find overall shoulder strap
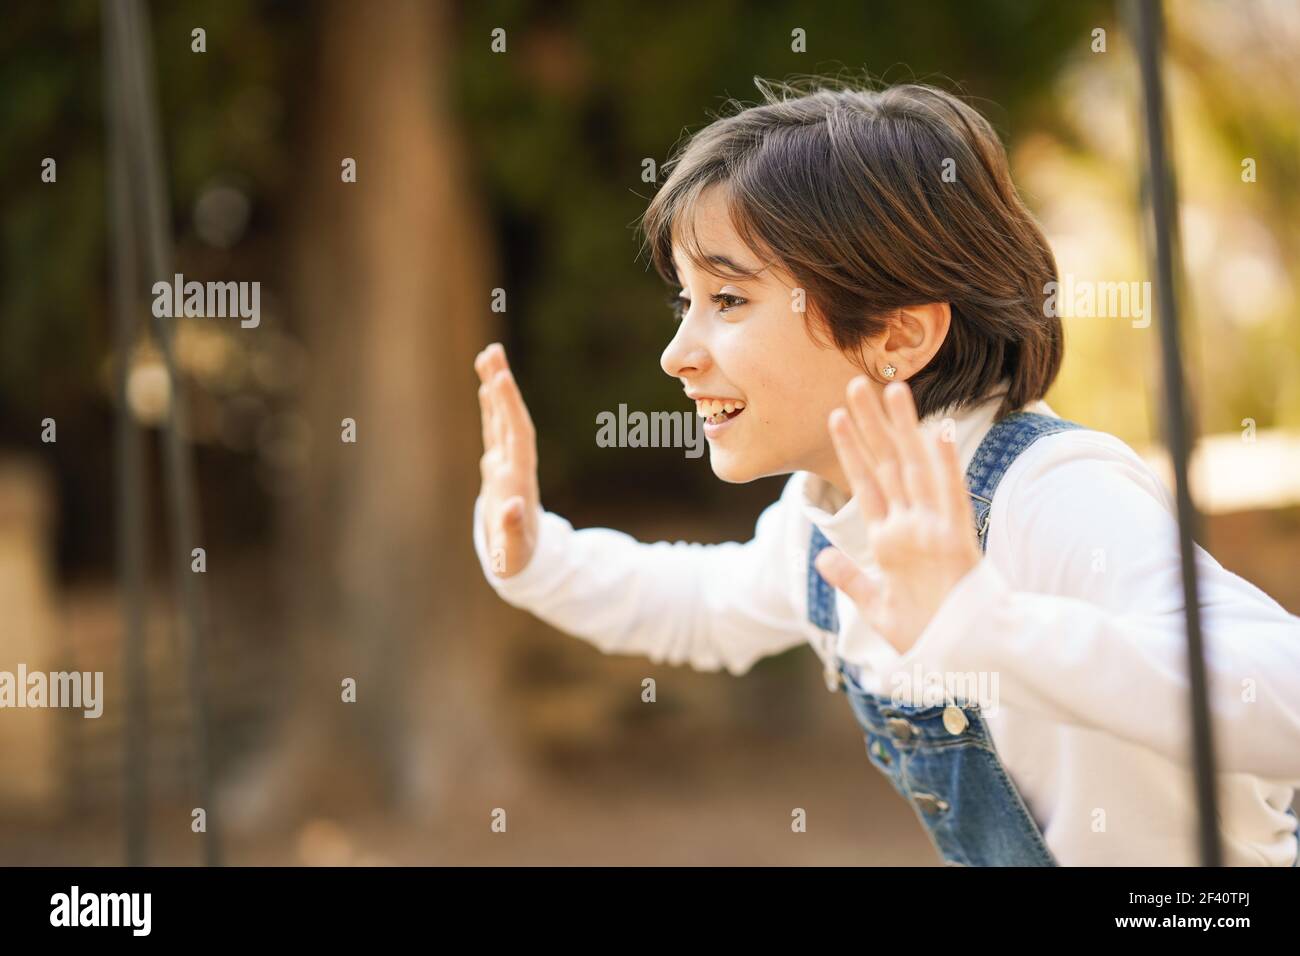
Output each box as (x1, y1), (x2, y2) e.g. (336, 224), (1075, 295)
(807, 525), (839, 632)
(964, 411), (1085, 553)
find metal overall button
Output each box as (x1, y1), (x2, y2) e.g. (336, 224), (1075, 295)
(885, 717), (917, 743)
(942, 704), (969, 735)
(868, 737), (891, 766)
(823, 661), (845, 692)
(913, 793), (950, 815)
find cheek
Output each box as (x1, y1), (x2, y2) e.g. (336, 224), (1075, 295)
(760, 374), (850, 464)
(713, 309), (850, 442)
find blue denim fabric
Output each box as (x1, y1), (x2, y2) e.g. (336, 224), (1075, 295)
(810, 410), (1300, 865)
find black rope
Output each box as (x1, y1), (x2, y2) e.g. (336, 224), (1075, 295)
(104, 2), (150, 867)
(102, 0), (222, 866)
(1127, 0), (1222, 866)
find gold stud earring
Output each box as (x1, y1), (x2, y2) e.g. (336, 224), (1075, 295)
(882, 364), (897, 379)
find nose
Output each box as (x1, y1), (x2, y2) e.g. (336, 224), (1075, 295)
(660, 315), (711, 381)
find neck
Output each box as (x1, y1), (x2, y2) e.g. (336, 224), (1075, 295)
(806, 446), (852, 501)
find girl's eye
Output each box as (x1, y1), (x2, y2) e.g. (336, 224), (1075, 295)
(711, 292), (747, 313)
(665, 291), (746, 322)
(666, 292), (689, 323)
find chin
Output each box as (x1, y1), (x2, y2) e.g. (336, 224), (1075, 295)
(707, 448), (771, 484)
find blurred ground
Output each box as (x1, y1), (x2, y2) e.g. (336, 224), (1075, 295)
(2, 501), (1296, 866)
(0, 700), (936, 866)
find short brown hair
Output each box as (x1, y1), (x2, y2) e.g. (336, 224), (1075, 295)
(640, 77), (1063, 421)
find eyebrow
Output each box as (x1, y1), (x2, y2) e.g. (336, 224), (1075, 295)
(671, 251), (764, 283)
(705, 253), (762, 276)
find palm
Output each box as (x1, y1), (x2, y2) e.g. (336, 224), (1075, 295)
(475, 344), (540, 577)
(816, 378), (981, 654)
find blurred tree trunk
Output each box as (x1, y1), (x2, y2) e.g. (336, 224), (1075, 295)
(222, 0), (520, 832)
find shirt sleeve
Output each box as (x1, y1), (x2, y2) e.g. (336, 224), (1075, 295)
(891, 430), (1300, 784)
(471, 479), (810, 675)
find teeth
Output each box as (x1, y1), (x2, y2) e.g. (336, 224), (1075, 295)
(693, 398), (746, 422)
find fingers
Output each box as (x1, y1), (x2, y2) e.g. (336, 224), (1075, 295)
(846, 376), (910, 511)
(814, 547), (879, 609)
(501, 495), (525, 527)
(490, 495), (530, 577)
(828, 408), (886, 522)
(845, 377), (893, 471)
(476, 343), (518, 453)
(478, 383), (495, 454)
(883, 381), (939, 512)
(478, 347), (532, 445)
(476, 343), (510, 453)
(492, 366), (536, 465)
(932, 429), (973, 528)
(475, 343), (539, 578)
(490, 375), (508, 450)
(842, 376), (949, 516)
(474, 342), (508, 384)
(497, 493), (525, 545)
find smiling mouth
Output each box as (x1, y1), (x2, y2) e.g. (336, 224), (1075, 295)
(695, 398), (746, 426)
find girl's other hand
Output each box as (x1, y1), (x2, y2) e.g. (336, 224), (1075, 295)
(815, 377), (982, 655)
(474, 343), (540, 577)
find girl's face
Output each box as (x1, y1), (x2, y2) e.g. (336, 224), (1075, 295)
(660, 187), (868, 487)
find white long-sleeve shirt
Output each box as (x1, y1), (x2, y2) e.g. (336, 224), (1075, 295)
(472, 390), (1300, 866)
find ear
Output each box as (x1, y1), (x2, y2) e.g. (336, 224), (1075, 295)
(878, 303), (951, 379)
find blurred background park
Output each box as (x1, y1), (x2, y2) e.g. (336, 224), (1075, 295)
(1, 0), (1298, 865)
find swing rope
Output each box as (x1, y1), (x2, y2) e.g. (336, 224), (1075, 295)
(103, 0), (222, 867)
(1128, 0), (1222, 867)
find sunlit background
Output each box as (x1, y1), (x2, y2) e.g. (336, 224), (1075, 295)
(1, 0), (1297, 865)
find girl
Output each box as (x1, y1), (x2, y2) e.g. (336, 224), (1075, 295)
(471, 80), (1300, 866)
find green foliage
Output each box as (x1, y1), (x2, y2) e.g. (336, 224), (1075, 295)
(0, 0), (308, 428)
(41, 0), (1300, 497)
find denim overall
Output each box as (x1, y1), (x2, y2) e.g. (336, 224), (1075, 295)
(807, 410), (1300, 866)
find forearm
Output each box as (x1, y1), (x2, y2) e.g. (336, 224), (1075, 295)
(894, 557), (1300, 782)
(472, 495), (807, 674)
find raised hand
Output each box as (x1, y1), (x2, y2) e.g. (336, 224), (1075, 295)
(814, 377), (981, 655)
(474, 343), (540, 578)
